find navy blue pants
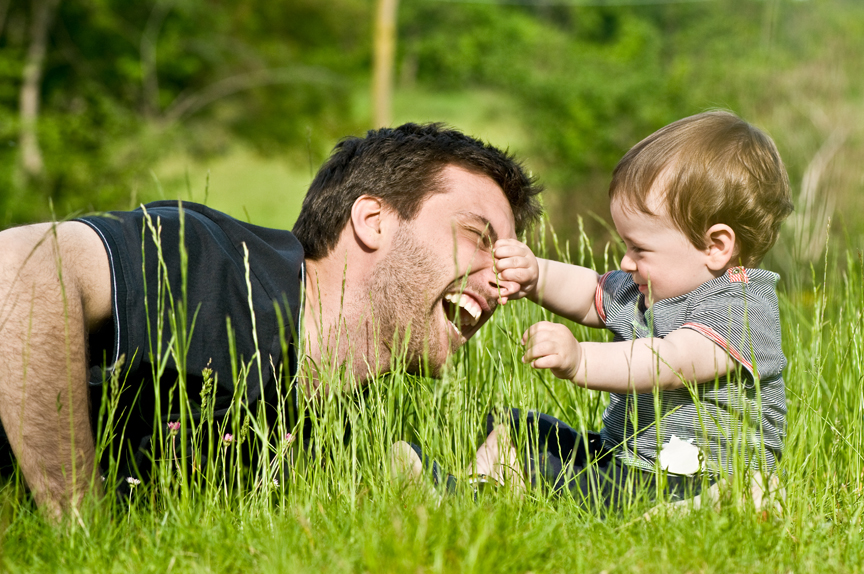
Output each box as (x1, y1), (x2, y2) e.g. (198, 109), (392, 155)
(496, 409), (709, 509)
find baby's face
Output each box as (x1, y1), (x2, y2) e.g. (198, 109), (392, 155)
(610, 194), (719, 307)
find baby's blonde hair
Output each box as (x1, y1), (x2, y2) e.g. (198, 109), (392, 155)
(609, 111), (793, 267)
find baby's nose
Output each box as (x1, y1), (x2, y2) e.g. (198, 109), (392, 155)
(620, 254), (637, 272)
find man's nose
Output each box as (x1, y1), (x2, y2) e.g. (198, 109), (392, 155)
(481, 259), (499, 288)
(473, 257), (501, 299)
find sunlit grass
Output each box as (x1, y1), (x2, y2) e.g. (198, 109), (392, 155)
(0, 211), (862, 572)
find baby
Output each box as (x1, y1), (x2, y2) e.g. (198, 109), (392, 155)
(491, 111), (793, 503)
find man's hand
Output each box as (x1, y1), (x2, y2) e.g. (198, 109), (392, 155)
(492, 239), (539, 304)
(521, 321), (582, 381)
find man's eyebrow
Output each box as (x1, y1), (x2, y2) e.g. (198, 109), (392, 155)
(456, 212), (498, 245)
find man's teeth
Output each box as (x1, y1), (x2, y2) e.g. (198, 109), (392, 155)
(444, 293), (481, 327)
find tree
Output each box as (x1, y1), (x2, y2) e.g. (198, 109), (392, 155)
(0, 0), (371, 225)
(372, 0), (399, 128)
(19, 0), (60, 181)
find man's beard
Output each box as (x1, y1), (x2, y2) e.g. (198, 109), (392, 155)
(368, 225), (448, 376)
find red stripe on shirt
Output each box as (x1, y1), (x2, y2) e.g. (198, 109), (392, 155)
(682, 321), (754, 373)
(595, 271), (613, 324)
(727, 266), (749, 283)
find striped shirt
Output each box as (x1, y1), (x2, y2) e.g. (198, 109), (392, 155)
(595, 268), (786, 475)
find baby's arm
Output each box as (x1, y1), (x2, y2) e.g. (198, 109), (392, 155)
(522, 323), (739, 393)
(493, 239), (603, 328)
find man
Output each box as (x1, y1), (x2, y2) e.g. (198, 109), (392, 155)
(0, 123), (542, 518)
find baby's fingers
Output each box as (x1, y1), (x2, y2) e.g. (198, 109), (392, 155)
(496, 266), (533, 287)
(521, 339), (559, 365)
(528, 355), (565, 371)
(521, 321), (558, 344)
(494, 256), (532, 273)
(494, 279), (521, 304)
(521, 322), (581, 380)
(493, 238), (529, 255)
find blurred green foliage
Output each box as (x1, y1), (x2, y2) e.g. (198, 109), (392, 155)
(2, 0), (863, 258)
(0, 0), (369, 224)
(402, 0), (864, 247)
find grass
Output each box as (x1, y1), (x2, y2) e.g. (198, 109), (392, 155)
(4, 79), (864, 568)
(0, 500), (852, 573)
(0, 216), (863, 573)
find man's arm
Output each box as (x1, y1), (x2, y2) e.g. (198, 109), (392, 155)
(0, 222), (112, 519)
(523, 322), (739, 393)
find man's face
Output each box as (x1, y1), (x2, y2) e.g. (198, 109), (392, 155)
(369, 164), (517, 375)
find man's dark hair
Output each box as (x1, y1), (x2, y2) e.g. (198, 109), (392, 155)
(293, 123), (543, 260)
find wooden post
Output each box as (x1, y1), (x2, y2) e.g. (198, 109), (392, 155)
(19, 0), (60, 180)
(372, 0), (398, 128)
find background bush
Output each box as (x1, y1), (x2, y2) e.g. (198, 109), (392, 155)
(2, 0), (862, 268)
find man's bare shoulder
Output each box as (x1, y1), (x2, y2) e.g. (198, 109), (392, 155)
(0, 221), (112, 329)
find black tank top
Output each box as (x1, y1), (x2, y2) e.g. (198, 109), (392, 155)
(78, 201), (304, 479)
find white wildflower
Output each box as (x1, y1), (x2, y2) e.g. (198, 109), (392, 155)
(659, 435), (703, 475)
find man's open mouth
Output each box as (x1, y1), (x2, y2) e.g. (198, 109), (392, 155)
(442, 292), (483, 338)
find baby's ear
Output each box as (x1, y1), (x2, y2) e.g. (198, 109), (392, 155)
(704, 223), (737, 271)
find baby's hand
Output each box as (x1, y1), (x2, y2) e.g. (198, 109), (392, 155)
(493, 239), (539, 304)
(521, 321), (582, 381)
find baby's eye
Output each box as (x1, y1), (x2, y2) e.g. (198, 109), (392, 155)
(620, 240), (645, 255)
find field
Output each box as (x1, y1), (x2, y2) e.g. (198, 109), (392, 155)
(4, 1), (864, 570)
(4, 86), (864, 573)
(0, 220), (862, 574)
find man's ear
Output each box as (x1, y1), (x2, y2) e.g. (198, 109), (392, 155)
(350, 195), (390, 252)
(704, 223), (737, 270)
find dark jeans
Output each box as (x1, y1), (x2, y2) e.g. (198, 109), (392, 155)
(493, 409), (711, 509)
